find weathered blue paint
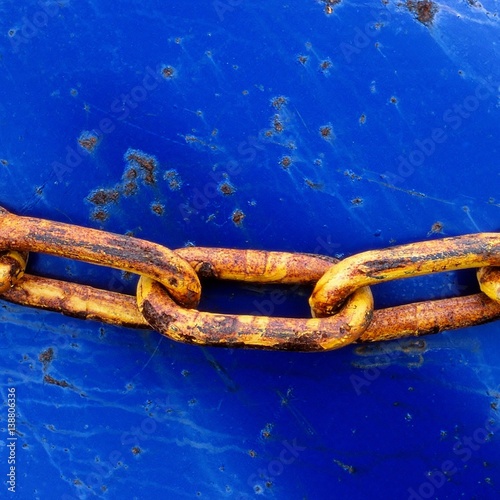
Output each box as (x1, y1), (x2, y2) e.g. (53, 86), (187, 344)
(0, 1), (499, 498)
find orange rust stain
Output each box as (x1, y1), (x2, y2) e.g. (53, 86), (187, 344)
(231, 209), (245, 226)
(151, 202), (165, 216)
(319, 125), (334, 141)
(280, 156), (292, 169)
(39, 347), (54, 370)
(321, 0), (342, 15)
(91, 208), (109, 222)
(219, 182), (235, 195)
(273, 115), (284, 133)
(319, 59), (332, 72)
(305, 179), (323, 190)
(164, 169), (182, 191)
(161, 66), (176, 79)
(44, 374), (71, 388)
(78, 131), (100, 153)
(429, 221), (444, 234)
(407, 1), (438, 25)
(271, 96), (288, 110)
(125, 150), (157, 185)
(88, 189), (120, 205)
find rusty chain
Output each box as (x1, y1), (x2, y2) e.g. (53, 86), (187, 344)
(0, 205), (499, 351)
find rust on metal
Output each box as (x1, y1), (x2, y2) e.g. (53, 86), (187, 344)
(1, 260), (500, 350)
(137, 275), (374, 351)
(78, 131), (100, 153)
(310, 233), (500, 317)
(477, 266), (500, 301)
(360, 293), (500, 343)
(3, 274), (500, 348)
(140, 249), (373, 351)
(174, 247), (338, 283)
(1, 274), (148, 328)
(0, 250), (28, 292)
(43, 374), (72, 389)
(0, 205), (201, 308)
(125, 149), (157, 185)
(406, 0), (438, 26)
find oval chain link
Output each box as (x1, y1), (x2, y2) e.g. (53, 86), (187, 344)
(0, 206), (201, 308)
(137, 249), (374, 351)
(310, 233), (500, 317)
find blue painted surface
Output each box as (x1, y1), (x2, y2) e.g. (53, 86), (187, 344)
(0, 1), (499, 498)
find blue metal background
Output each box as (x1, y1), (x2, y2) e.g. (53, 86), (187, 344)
(1, 1), (499, 498)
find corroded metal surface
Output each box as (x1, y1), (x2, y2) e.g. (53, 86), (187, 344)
(0, 205), (201, 308)
(3, 272), (500, 348)
(2, 0), (500, 497)
(477, 266), (500, 301)
(360, 293), (500, 342)
(175, 247), (338, 284)
(137, 275), (373, 351)
(311, 234), (500, 317)
(1, 274), (147, 328)
(0, 250), (28, 292)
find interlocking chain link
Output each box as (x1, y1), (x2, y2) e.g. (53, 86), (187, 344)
(310, 234), (500, 317)
(137, 249), (373, 351)
(0, 206), (201, 307)
(0, 206), (499, 351)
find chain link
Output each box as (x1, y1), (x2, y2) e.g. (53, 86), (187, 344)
(137, 249), (373, 351)
(0, 206), (201, 308)
(0, 206), (499, 351)
(310, 233), (500, 317)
